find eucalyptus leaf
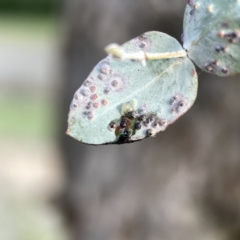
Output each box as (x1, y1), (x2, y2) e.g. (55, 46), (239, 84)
(67, 32), (198, 145)
(183, 0), (240, 76)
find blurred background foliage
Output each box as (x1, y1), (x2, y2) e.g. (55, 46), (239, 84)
(0, 0), (60, 139)
(0, 0), (67, 240)
(0, 0), (57, 15)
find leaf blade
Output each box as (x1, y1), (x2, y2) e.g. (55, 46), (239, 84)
(183, 0), (240, 76)
(67, 31), (198, 145)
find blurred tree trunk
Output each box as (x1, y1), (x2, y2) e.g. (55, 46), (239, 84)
(59, 1), (240, 240)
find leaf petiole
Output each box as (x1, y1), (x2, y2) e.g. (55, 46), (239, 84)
(105, 43), (186, 66)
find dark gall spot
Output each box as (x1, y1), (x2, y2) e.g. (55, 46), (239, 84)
(86, 102), (92, 109)
(170, 96), (178, 104)
(222, 67), (229, 74)
(83, 111), (94, 120)
(138, 115), (146, 121)
(113, 111), (164, 144)
(84, 80), (92, 86)
(118, 130), (132, 144)
(145, 116), (154, 125)
(148, 116), (155, 122)
(152, 121), (158, 128)
(137, 107), (146, 115)
(104, 88), (111, 94)
(160, 119), (167, 126)
(179, 101), (184, 107)
(134, 122), (141, 130)
(111, 80), (118, 87)
(139, 41), (147, 49)
(72, 103), (78, 108)
(204, 61), (218, 73)
(126, 111), (136, 119)
(190, 9), (195, 15)
(120, 117), (127, 128)
(109, 121), (117, 130)
(224, 31), (239, 43)
(147, 129), (154, 137)
(215, 45), (225, 53)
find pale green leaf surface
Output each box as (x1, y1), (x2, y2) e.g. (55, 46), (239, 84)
(183, 0), (240, 76)
(67, 32), (198, 145)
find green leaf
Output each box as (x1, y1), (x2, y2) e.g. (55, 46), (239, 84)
(67, 31), (198, 145)
(183, 0), (240, 76)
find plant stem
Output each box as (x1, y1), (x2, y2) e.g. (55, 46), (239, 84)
(105, 43), (186, 63)
(145, 51), (187, 60)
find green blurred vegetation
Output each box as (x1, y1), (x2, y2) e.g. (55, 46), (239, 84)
(0, 195), (68, 240)
(0, 14), (58, 42)
(0, 0), (59, 139)
(0, 96), (57, 139)
(0, 0), (59, 138)
(0, 14), (59, 139)
(0, 0), (58, 15)
(0, 3), (64, 240)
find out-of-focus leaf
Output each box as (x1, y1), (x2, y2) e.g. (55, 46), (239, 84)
(183, 0), (240, 76)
